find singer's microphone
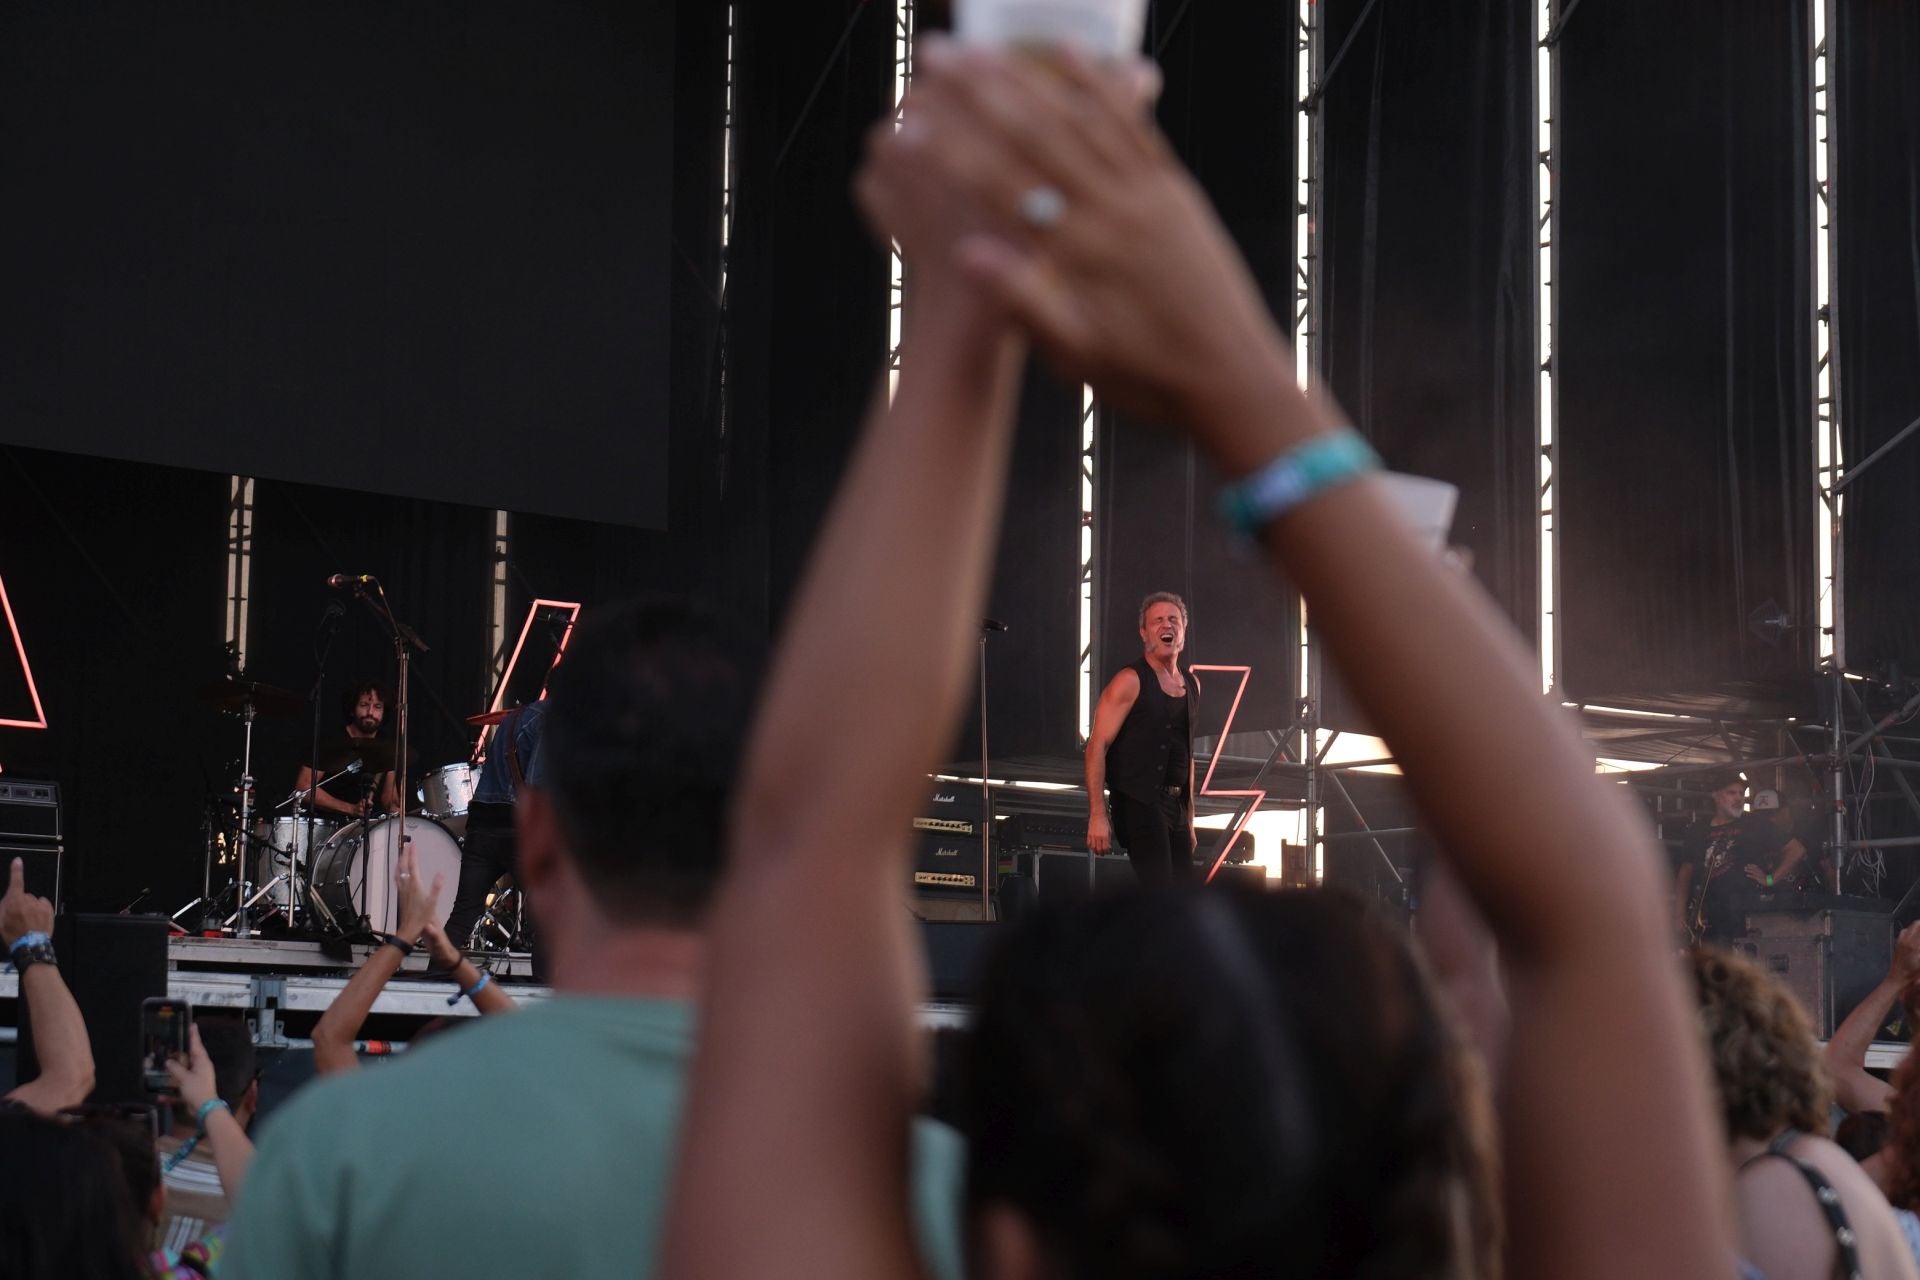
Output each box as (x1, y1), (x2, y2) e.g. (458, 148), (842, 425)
(326, 573), (375, 589)
(982, 618), (1009, 633)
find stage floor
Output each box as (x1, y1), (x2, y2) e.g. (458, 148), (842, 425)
(0, 934), (971, 1045)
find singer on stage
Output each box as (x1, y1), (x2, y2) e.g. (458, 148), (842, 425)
(1086, 592), (1197, 888)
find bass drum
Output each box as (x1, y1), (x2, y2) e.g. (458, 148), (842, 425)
(309, 816), (463, 937)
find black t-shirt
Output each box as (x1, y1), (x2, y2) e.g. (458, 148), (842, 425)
(1684, 814), (1792, 940)
(309, 735), (383, 809)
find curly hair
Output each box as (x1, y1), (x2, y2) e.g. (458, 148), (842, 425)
(1688, 946), (1832, 1142)
(959, 886), (1500, 1280)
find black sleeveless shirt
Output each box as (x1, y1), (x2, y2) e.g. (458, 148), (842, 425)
(1105, 658), (1195, 806)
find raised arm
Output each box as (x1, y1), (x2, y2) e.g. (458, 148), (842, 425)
(927, 48), (1731, 1280)
(660, 64), (1030, 1280)
(310, 845), (446, 1075)
(1823, 921), (1920, 1115)
(1084, 670), (1138, 853)
(166, 1022), (255, 1201)
(1, 858), (94, 1113)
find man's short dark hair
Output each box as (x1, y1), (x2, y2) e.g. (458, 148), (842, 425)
(194, 1015), (257, 1109)
(338, 681), (389, 728)
(541, 598), (762, 928)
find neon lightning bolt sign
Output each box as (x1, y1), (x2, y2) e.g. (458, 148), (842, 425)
(1189, 664), (1262, 884)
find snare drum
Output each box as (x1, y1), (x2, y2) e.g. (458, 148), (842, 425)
(420, 762), (477, 818)
(308, 815), (463, 936)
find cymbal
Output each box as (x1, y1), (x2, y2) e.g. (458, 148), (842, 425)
(466, 708), (518, 727)
(199, 678), (305, 719)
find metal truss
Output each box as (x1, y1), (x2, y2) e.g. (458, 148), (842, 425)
(886, 0), (915, 400)
(1078, 385), (1098, 741)
(486, 510), (511, 692)
(223, 476), (255, 672)
(1537, 0), (1566, 696)
(1292, 0), (1327, 879)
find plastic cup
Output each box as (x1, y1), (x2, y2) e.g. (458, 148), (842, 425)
(952, 0), (1149, 58)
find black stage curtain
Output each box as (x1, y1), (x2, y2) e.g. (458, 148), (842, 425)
(728, 0), (893, 633)
(954, 368), (1087, 764)
(1558, 1), (1812, 701)
(501, 0), (737, 634)
(1316, 0), (1535, 729)
(1836, 1), (1920, 673)
(244, 483), (492, 804)
(1097, 0), (1300, 735)
(0, 1), (676, 529)
(0, 449), (229, 914)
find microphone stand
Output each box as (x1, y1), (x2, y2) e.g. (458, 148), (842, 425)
(978, 619), (1006, 919)
(352, 579), (428, 934)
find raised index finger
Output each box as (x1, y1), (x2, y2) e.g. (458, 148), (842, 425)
(6, 857), (21, 898)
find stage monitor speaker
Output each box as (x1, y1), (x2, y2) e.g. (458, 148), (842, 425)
(920, 920), (999, 1001)
(1740, 906), (1892, 1038)
(0, 844), (62, 911)
(16, 912), (170, 1105)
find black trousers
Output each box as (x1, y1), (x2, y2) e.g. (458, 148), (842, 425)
(1110, 791), (1194, 890)
(445, 801), (530, 956)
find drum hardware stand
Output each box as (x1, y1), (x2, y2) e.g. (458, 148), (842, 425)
(174, 798), (235, 931)
(230, 694), (264, 938)
(234, 761), (365, 930)
(298, 601), (345, 930)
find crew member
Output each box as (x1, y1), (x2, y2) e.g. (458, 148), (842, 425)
(1676, 772), (1808, 945)
(1086, 592), (1196, 888)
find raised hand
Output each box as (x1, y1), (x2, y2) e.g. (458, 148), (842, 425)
(0, 857), (54, 949)
(872, 43), (1284, 446)
(164, 1022), (220, 1115)
(392, 843), (445, 944)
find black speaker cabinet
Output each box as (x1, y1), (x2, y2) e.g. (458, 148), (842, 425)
(16, 913), (170, 1104)
(1740, 906), (1892, 1039)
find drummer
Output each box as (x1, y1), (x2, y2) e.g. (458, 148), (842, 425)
(294, 682), (403, 819)
(444, 698), (547, 958)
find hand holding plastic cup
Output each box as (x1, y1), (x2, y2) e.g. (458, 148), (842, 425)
(953, 0), (1148, 58)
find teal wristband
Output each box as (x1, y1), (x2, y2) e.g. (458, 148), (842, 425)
(449, 970), (492, 1007)
(195, 1098), (229, 1130)
(1215, 428), (1380, 540)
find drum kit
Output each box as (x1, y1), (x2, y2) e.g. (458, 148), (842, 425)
(179, 678), (530, 953)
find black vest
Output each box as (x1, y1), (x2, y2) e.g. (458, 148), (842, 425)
(1105, 658), (1195, 805)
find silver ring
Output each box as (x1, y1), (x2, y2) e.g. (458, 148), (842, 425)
(1018, 184), (1066, 230)
(399, 873), (411, 880)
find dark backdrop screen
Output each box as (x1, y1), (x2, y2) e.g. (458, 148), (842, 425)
(0, 2), (673, 529)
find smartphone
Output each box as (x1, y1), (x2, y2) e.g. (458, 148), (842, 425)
(140, 997), (191, 1092)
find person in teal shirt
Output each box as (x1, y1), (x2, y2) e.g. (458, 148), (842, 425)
(222, 601), (965, 1280)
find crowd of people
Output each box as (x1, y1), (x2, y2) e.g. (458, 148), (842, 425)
(8, 35), (1920, 1280)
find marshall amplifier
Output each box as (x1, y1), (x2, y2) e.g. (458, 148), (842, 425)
(0, 779), (63, 910)
(913, 828), (991, 896)
(915, 782), (989, 839)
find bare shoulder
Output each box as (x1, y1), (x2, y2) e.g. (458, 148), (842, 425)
(1738, 1136), (1919, 1280)
(1101, 667), (1141, 700)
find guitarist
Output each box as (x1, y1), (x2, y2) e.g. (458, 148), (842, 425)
(1675, 771), (1808, 944)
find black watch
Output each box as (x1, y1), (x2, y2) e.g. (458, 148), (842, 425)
(10, 940), (57, 973)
